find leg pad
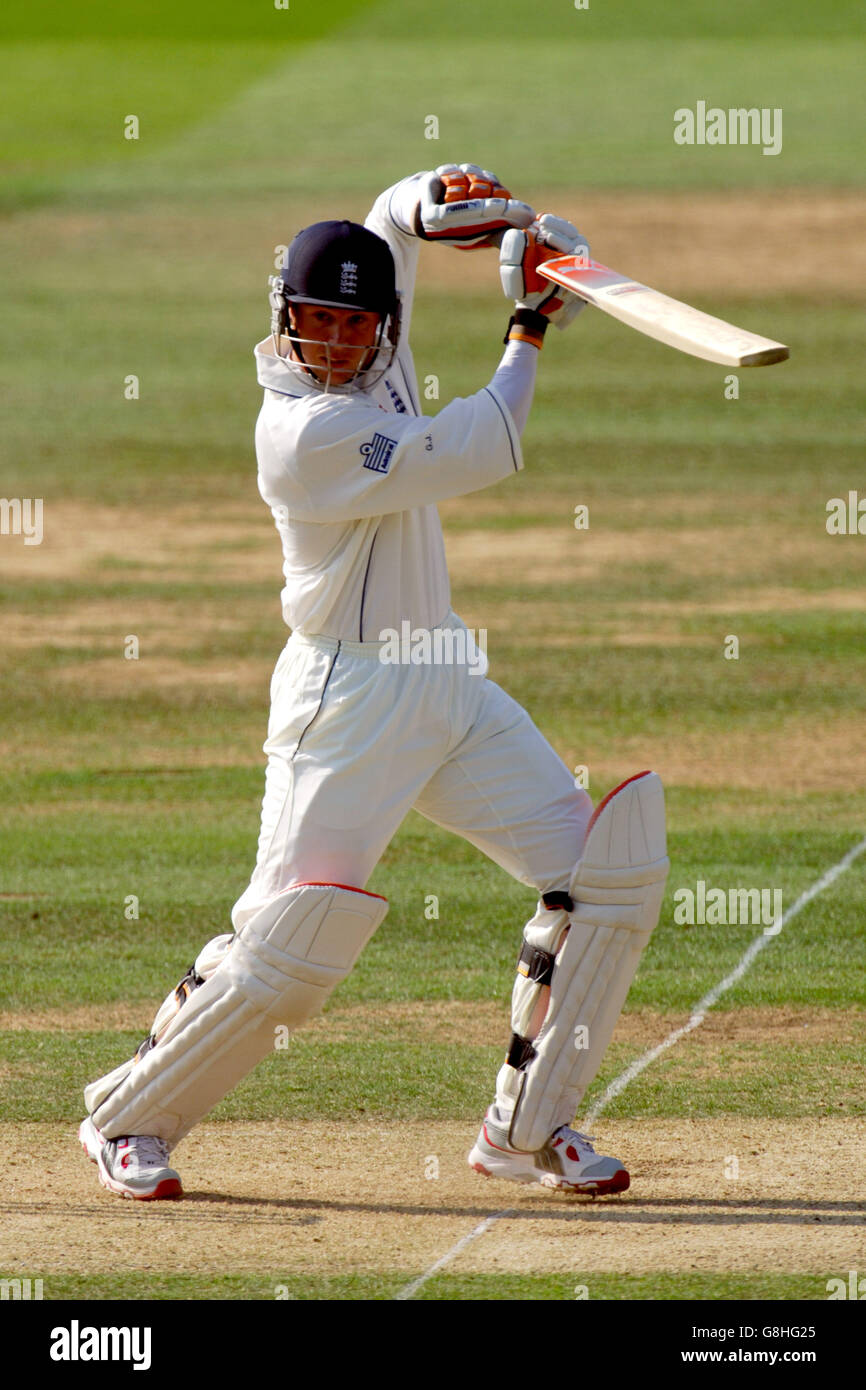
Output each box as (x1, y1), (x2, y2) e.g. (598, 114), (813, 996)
(85, 883), (387, 1149)
(501, 772), (670, 1152)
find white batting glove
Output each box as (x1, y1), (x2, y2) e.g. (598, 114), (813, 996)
(415, 163), (535, 249)
(500, 214), (591, 329)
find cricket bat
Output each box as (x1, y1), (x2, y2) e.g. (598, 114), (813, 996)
(537, 256), (789, 367)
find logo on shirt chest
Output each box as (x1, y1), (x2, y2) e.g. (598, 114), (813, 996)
(360, 431), (398, 474)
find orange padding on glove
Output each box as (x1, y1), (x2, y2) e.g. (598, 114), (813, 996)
(522, 228), (565, 303)
(441, 170), (512, 203)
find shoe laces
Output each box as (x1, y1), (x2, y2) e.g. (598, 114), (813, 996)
(123, 1134), (172, 1168)
(554, 1125), (597, 1153)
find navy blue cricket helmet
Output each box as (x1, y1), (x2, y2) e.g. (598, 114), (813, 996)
(268, 220), (401, 388)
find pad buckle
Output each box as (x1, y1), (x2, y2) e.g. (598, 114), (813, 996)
(516, 943), (556, 986)
(506, 1033), (537, 1070)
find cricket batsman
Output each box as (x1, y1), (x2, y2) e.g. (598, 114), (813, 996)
(79, 165), (669, 1200)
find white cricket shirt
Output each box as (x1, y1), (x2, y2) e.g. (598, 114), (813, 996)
(254, 176), (523, 640)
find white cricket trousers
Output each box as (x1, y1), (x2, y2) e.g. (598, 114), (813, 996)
(232, 611), (591, 931)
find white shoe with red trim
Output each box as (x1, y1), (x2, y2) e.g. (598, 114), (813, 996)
(79, 1116), (183, 1201)
(468, 1109), (629, 1195)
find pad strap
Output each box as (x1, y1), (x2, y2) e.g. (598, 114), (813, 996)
(542, 890), (574, 913)
(506, 1033), (536, 1070)
(517, 942), (556, 986)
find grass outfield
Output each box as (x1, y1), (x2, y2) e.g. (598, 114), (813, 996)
(0, 40), (862, 214)
(1, 0), (865, 212)
(1, 6), (865, 1303)
(3, 1271), (842, 1301)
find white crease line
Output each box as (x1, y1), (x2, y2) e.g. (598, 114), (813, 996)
(585, 832), (866, 1125)
(393, 1211), (515, 1301)
(394, 833), (866, 1299)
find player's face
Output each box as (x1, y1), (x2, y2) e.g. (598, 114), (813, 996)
(289, 303), (382, 385)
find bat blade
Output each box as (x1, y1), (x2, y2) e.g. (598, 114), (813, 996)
(537, 256), (789, 367)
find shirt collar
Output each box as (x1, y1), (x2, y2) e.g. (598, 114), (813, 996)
(254, 336), (378, 399)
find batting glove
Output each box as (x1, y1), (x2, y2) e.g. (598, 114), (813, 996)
(415, 163), (535, 249)
(500, 214), (591, 329)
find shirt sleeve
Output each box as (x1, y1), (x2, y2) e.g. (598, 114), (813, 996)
(363, 174), (426, 353)
(257, 386), (522, 525)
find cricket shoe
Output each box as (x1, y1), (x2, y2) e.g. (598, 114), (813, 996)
(468, 1110), (629, 1195)
(78, 1116), (183, 1201)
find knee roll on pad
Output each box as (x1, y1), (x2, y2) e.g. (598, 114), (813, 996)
(85, 883), (388, 1149)
(502, 771), (670, 1152)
